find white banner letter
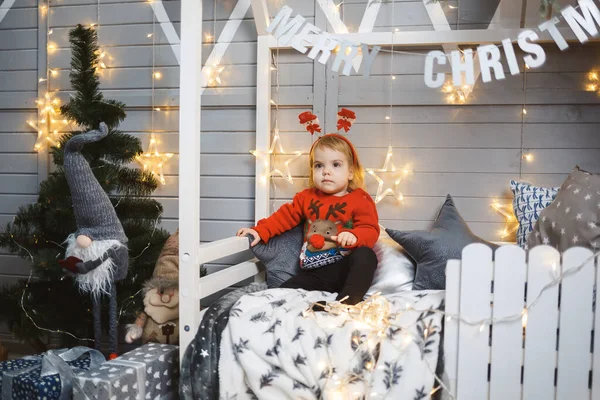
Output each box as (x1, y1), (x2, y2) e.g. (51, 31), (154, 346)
(539, 16), (569, 50)
(331, 41), (359, 76)
(424, 50), (446, 88)
(267, 5), (306, 45)
(451, 49), (475, 86)
(518, 30), (546, 69)
(562, 0), (600, 44)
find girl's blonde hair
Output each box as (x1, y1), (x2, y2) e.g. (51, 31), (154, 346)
(308, 134), (365, 190)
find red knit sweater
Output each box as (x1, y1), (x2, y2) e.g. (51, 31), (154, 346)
(253, 188), (380, 268)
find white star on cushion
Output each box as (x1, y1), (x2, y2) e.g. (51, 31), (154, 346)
(589, 222), (598, 229)
(366, 146), (411, 204)
(592, 241), (598, 249)
(552, 221), (556, 229)
(573, 188), (580, 194)
(543, 237), (550, 244)
(572, 235), (579, 244)
(576, 213), (583, 220)
(250, 128), (303, 184)
(561, 228), (566, 235)
(565, 207), (571, 214)
(585, 194), (592, 200)
(200, 349), (209, 358)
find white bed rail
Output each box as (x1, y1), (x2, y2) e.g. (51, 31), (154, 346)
(179, 236), (264, 354)
(444, 243), (599, 400)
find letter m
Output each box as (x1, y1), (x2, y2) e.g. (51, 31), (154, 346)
(562, 0), (600, 43)
(266, 5), (306, 45)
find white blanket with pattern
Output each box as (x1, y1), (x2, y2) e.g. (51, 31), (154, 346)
(219, 288), (445, 400)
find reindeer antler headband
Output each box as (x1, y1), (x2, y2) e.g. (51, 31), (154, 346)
(298, 108), (359, 162)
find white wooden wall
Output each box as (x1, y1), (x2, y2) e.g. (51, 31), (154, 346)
(1, 0), (600, 338)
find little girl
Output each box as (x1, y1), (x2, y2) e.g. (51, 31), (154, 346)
(237, 110), (379, 306)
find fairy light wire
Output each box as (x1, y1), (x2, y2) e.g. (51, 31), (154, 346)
(305, 248), (599, 399)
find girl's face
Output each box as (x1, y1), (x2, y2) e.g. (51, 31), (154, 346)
(312, 146), (354, 196)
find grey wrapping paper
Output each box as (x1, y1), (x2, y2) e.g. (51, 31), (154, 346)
(74, 343), (179, 400)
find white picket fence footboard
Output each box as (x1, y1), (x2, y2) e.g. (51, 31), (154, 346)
(444, 243), (599, 400)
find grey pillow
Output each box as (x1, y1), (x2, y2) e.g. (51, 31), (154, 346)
(387, 194), (499, 290)
(249, 224), (304, 288)
(527, 166), (599, 252)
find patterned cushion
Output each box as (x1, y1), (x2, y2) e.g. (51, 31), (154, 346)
(510, 180), (560, 248)
(527, 167), (600, 252)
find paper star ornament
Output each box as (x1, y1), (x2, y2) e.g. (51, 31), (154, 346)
(366, 146), (411, 203)
(135, 134), (173, 185)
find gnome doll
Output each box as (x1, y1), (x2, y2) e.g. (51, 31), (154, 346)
(59, 122), (129, 359)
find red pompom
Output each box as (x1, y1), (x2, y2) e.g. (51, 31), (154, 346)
(308, 234), (325, 250)
(109, 353), (118, 360)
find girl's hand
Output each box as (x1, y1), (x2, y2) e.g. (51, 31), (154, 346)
(237, 227), (261, 246)
(331, 231), (357, 247)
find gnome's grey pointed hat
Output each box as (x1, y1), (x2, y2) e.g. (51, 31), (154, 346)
(64, 122), (128, 243)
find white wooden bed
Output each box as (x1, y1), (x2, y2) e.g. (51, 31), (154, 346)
(176, 0), (600, 398)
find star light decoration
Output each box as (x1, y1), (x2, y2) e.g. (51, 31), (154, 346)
(27, 92), (70, 152)
(366, 146), (411, 204)
(250, 128), (303, 185)
(442, 81), (471, 104)
(203, 64), (225, 87)
(586, 71), (600, 93)
(491, 200), (518, 239)
(135, 134), (174, 185)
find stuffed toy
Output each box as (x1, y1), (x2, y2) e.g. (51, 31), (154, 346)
(59, 123), (129, 359)
(125, 229), (179, 345)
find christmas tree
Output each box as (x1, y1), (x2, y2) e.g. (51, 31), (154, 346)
(0, 25), (171, 352)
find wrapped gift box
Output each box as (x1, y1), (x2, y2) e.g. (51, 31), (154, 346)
(0, 347), (105, 400)
(74, 343), (179, 400)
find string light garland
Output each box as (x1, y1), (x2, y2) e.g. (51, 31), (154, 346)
(135, 134), (174, 185)
(251, 48), (303, 186)
(366, 11), (412, 205)
(203, 0), (225, 87)
(28, 0), (71, 152)
(304, 248), (600, 400)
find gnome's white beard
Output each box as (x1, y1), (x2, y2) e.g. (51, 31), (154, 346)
(64, 234), (123, 297)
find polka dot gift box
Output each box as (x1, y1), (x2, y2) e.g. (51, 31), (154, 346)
(0, 347), (105, 400)
(73, 343), (179, 400)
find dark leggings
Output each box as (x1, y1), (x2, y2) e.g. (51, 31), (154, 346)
(280, 246), (377, 305)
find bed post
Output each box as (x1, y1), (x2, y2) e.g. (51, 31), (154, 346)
(254, 35), (272, 222)
(178, 0), (202, 362)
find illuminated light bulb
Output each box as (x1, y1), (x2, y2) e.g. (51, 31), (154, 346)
(50, 69), (58, 77)
(38, 78), (47, 83)
(479, 323), (486, 333)
(523, 153), (533, 162)
(525, 63), (530, 69)
(147, 33), (153, 38)
(521, 310), (528, 328)
(588, 84), (597, 92)
(365, 361), (373, 370)
(448, 4), (457, 8)
(48, 29), (53, 34)
(154, 107), (161, 111)
(394, 28), (399, 32)
(392, 75), (396, 80)
(270, 99), (277, 106)
(590, 72), (598, 80)
(522, 108), (527, 115)
(153, 71), (162, 79)
(205, 33), (214, 42)
(47, 43), (56, 52)
(270, 66), (277, 70)
(385, 116), (390, 120)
